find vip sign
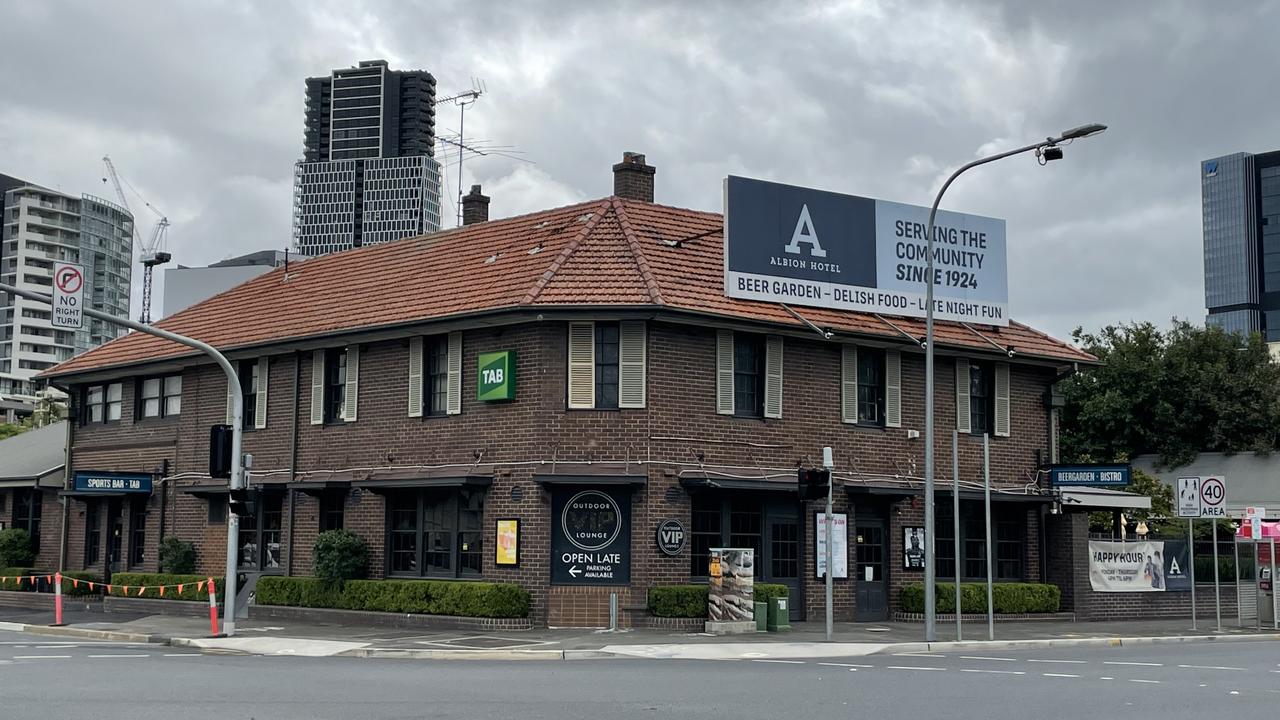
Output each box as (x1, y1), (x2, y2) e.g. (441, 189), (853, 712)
(477, 351), (515, 401)
(723, 176), (1009, 325)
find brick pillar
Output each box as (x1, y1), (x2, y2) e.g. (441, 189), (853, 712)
(612, 152), (655, 202)
(461, 185), (490, 225)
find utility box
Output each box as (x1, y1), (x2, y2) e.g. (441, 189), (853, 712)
(767, 597), (791, 632)
(755, 602), (767, 632)
(1261, 568), (1275, 625)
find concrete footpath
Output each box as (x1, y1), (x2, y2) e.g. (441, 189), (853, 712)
(1, 599), (1277, 660)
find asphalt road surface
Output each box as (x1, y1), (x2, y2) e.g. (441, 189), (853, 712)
(1, 628), (1276, 719)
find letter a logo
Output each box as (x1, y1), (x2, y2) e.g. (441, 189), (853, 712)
(784, 204), (826, 258)
(1169, 558), (1181, 575)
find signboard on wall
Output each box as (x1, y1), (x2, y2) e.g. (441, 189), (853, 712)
(1048, 465), (1131, 487)
(723, 176), (1008, 325)
(477, 351), (515, 401)
(551, 488), (631, 585)
(1088, 540), (1191, 592)
(495, 519), (520, 566)
(815, 513), (848, 579)
(73, 471), (153, 494)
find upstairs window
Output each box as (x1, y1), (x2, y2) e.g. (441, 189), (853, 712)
(324, 348), (347, 423)
(139, 375), (181, 419)
(732, 333), (765, 418)
(83, 383), (122, 424)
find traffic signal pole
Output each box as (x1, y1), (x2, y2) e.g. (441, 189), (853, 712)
(0, 282), (244, 636)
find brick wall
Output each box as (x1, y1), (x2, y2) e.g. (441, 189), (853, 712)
(54, 318), (1057, 624)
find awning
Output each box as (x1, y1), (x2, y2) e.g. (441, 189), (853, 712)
(290, 480), (351, 495)
(1058, 486), (1152, 511)
(352, 476), (493, 492)
(532, 474), (647, 487)
(177, 478), (291, 497)
(678, 476), (795, 493)
(844, 483), (1052, 504)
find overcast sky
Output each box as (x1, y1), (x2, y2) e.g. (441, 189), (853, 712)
(4, 0), (1277, 340)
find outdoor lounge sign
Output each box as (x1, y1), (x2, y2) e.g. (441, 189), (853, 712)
(723, 176), (1009, 325)
(73, 471), (153, 494)
(551, 488), (631, 585)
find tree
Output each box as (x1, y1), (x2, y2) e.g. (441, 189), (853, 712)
(1061, 320), (1280, 468)
(0, 423), (27, 441)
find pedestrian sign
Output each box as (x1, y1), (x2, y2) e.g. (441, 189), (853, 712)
(51, 262), (85, 329)
(1177, 477), (1200, 518)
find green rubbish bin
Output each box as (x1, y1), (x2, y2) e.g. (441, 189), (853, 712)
(755, 602), (768, 631)
(767, 597), (791, 632)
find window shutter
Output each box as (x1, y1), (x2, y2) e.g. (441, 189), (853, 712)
(994, 362), (1011, 437)
(716, 330), (734, 415)
(309, 350), (325, 425)
(841, 345), (858, 424)
(447, 331), (462, 415)
(955, 358), (971, 433)
(618, 321), (646, 409)
(885, 349), (902, 428)
(343, 345), (360, 422)
(764, 335), (783, 419)
(407, 337), (424, 417)
(567, 322), (595, 409)
(254, 357), (269, 430)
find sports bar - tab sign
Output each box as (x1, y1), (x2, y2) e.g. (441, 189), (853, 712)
(73, 471), (153, 493)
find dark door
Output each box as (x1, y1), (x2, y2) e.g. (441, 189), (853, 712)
(106, 498), (125, 573)
(854, 518), (888, 621)
(763, 500), (802, 621)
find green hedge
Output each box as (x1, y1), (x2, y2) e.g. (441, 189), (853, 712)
(0, 569), (99, 596)
(107, 573), (213, 602)
(900, 582), (1061, 614)
(61, 571), (100, 597)
(648, 583), (791, 618)
(255, 577), (530, 618)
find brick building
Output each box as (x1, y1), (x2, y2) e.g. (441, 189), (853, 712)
(32, 153), (1099, 627)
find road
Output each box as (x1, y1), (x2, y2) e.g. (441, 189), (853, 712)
(0, 628), (1276, 719)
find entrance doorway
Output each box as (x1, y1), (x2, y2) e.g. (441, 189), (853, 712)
(854, 516), (888, 621)
(690, 492), (804, 620)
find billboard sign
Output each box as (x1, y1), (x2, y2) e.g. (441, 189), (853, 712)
(723, 176), (1008, 325)
(1089, 540), (1191, 592)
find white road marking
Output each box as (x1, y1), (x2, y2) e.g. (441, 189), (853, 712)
(163, 653), (203, 657)
(88, 654), (149, 659)
(1100, 677), (1115, 681)
(751, 659), (805, 664)
(818, 662), (872, 668)
(960, 655), (1017, 662)
(1128, 679), (1161, 684)
(1178, 664), (1246, 671)
(1042, 673), (1080, 678)
(13, 655), (71, 659)
(1230, 691), (1240, 696)
(1027, 659), (1088, 664)
(36, 645), (75, 649)
(1104, 661), (1162, 667)
(887, 666), (947, 671)
(960, 669), (1025, 675)
(893, 653), (944, 658)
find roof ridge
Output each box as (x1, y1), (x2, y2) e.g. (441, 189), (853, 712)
(520, 199), (613, 305)
(610, 196), (664, 305)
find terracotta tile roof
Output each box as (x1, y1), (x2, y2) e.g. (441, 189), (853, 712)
(44, 196), (1094, 378)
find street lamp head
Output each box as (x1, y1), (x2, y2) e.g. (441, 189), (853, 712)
(1060, 123), (1107, 141)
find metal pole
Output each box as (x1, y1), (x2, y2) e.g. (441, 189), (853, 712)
(1212, 519), (1222, 632)
(1254, 539), (1261, 632)
(1270, 538), (1276, 631)
(824, 450), (834, 642)
(1234, 538), (1243, 627)
(983, 433), (994, 641)
(952, 430), (962, 641)
(919, 131), (1096, 641)
(0, 282), (245, 636)
(1188, 519), (1197, 631)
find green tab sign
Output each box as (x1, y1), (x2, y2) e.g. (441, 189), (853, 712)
(478, 350), (515, 401)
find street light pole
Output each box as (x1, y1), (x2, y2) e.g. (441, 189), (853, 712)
(921, 124), (1106, 641)
(0, 282), (245, 636)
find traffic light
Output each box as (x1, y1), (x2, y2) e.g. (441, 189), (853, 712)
(798, 468), (830, 501)
(228, 486), (257, 518)
(209, 424), (233, 479)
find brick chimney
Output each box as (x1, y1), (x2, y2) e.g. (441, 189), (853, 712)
(612, 152), (655, 202)
(461, 184), (490, 225)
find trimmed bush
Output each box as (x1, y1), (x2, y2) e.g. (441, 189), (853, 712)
(900, 582), (1061, 614)
(158, 538), (198, 574)
(648, 583), (790, 618)
(61, 571), (101, 597)
(107, 573), (213, 601)
(648, 585), (708, 618)
(0, 568), (97, 596)
(255, 577), (530, 618)
(0, 567), (41, 592)
(0, 529), (34, 567)
(313, 530), (369, 587)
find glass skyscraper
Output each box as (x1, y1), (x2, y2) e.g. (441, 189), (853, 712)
(1202, 150), (1280, 339)
(292, 60), (443, 257)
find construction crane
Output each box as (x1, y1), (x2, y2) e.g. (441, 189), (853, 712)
(102, 156), (171, 323)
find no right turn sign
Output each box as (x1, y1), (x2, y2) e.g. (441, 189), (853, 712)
(52, 262), (85, 329)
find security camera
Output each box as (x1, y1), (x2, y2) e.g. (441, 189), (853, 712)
(1042, 146), (1064, 162)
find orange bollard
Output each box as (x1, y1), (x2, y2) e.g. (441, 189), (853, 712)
(52, 572), (64, 626)
(207, 578), (220, 636)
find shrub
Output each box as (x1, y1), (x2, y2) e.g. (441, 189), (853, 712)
(61, 571), (101, 597)
(900, 582), (1061, 614)
(1, 567), (41, 592)
(754, 583), (790, 604)
(255, 577), (530, 618)
(158, 538), (198, 574)
(107, 573), (213, 601)
(648, 585), (708, 617)
(313, 530), (369, 587)
(0, 529), (34, 567)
